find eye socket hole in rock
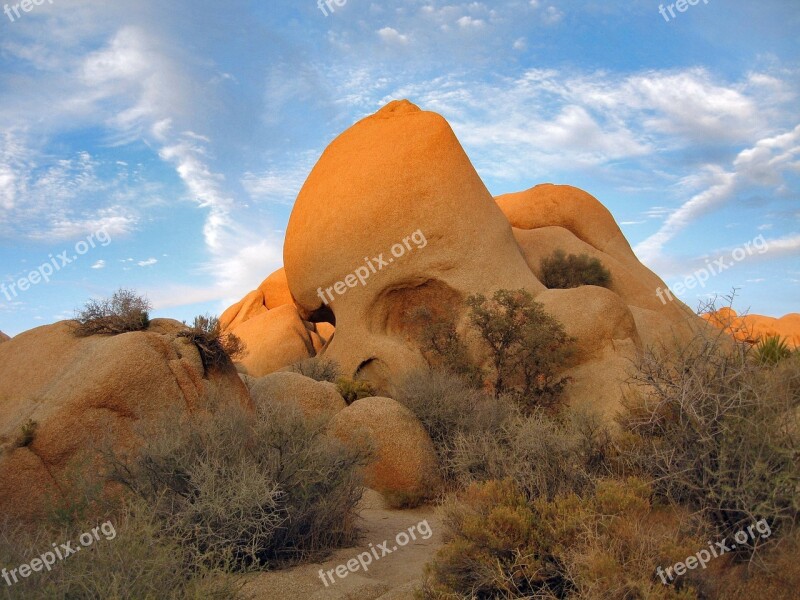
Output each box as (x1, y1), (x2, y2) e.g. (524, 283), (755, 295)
(368, 278), (462, 339)
(354, 357), (390, 393)
(307, 303), (336, 326)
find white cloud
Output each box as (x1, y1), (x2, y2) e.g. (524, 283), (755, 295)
(137, 258), (158, 267)
(542, 6), (563, 25)
(635, 123), (800, 265)
(91, 260), (106, 269)
(530, 1), (563, 25)
(378, 27), (409, 45)
(457, 16), (485, 29)
(635, 166), (737, 264)
(764, 233), (800, 256)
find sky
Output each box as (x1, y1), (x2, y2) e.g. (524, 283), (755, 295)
(0, 0), (798, 336)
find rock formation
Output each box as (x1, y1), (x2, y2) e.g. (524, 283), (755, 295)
(704, 308), (800, 348)
(0, 331), (8, 343)
(220, 268), (330, 376)
(0, 320), (252, 522)
(222, 100), (699, 417)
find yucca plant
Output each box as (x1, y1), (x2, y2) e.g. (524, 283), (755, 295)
(754, 335), (792, 366)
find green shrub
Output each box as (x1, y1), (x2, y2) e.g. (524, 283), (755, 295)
(178, 314), (246, 374)
(336, 377), (375, 404)
(289, 357), (341, 383)
(618, 327), (800, 550)
(754, 335), (793, 366)
(465, 289), (574, 409)
(411, 290), (575, 411)
(105, 401), (369, 570)
(540, 249), (612, 289)
(407, 307), (483, 388)
(74, 289), (151, 336)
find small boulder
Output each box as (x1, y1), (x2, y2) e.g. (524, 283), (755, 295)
(248, 372), (346, 420)
(258, 267), (294, 310)
(329, 397), (440, 506)
(230, 305), (317, 376)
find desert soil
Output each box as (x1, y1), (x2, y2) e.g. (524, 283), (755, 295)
(239, 490), (443, 599)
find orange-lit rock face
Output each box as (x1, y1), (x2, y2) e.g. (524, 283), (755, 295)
(221, 100), (701, 416)
(704, 309), (800, 348)
(284, 100), (540, 382)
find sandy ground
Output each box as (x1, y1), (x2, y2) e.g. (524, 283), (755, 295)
(239, 490), (443, 599)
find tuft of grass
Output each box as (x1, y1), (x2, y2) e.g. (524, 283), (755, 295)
(289, 357), (341, 383)
(74, 289), (151, 336)
(336, 377), (375, 404)
(16, 419), (38, 448)
(540, 249), (612, 290)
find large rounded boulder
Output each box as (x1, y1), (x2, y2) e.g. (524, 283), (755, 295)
(329, 396), (440, 506)
(0, 320), (253, 522)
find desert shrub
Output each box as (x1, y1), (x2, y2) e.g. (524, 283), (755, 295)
(754, 335), (793, 366)
(105, 401), (369, 570)
(708, 528), (800, 600)
(336, 377), (375, 404)
(397, 369), (610, 500)
(74, 289), (151, 336)
(411, 290), (575, 411)
(0, 503), (235, 600)
(618, 327), (800, 550)
(465, 289), (574, 409)
(447, 409), (608, 502)
(422, 477), (702, 600)
(408, 307), (483, 387)
(540, 249), (612, 289)
(289, 357), (341, 382)
(394, 369), (518, 486)
(178, 314), (246, 373)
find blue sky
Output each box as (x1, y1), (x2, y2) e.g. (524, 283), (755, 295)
(0, 0), (798, 335)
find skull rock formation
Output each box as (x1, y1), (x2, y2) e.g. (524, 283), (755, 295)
(283, 99), (542, 385)
(222, 100), (701, 417)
